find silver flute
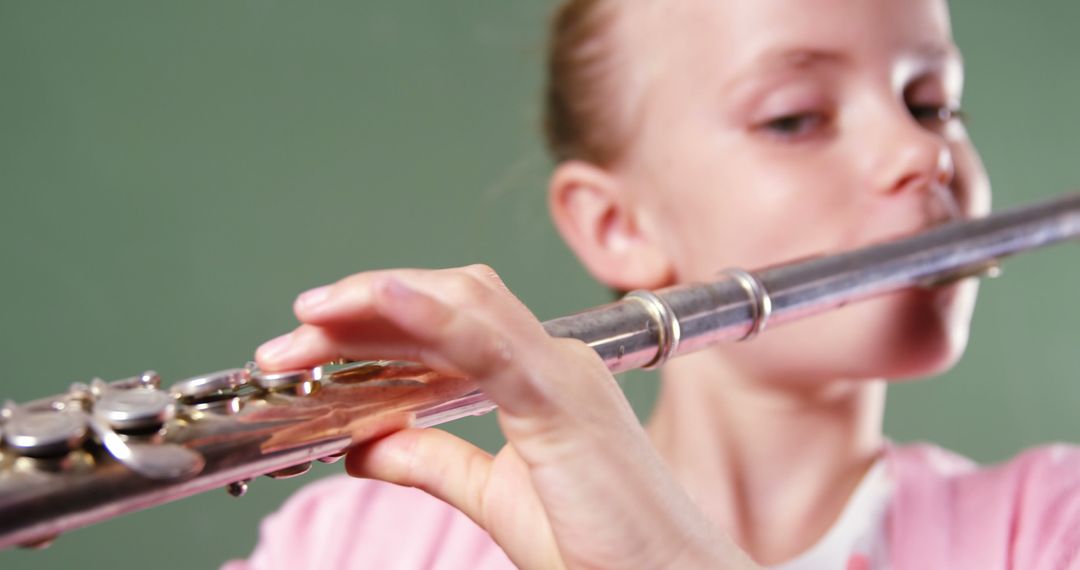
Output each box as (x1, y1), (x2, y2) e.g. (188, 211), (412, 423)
(2, 193), (1079, 550)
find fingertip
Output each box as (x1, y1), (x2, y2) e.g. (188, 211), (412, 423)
(343, 429), (416, 480)
(294, 280), (380, 325)
(343, 443), (372, 478)
(255, 332), (293, 368)
(254, 325), (344, 371)
(342, 429), (494, 525)
(293, 285), (331, 317)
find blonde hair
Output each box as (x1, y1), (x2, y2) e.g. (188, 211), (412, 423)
(543, 0), (630, 166)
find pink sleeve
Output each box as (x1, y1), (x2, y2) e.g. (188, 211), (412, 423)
(889, 443), (1080, 570)
(1008, 446), (1080, 569)
(220, 475), (514, 570)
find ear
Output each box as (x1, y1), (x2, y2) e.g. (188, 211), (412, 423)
(548, 160), (673, 291)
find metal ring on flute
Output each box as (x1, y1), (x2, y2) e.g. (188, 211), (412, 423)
(719, 268), (773, 341)
(623, 290), (681, 369)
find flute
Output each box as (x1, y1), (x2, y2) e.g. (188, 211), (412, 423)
(2, 193), (1079, 550)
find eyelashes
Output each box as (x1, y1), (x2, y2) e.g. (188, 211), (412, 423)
(759, 112), (829, 139)
(755, 103), (965, 142)
(907, 104), (967, 128)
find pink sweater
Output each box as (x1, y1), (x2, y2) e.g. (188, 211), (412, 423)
(223, 443), (1080, 569)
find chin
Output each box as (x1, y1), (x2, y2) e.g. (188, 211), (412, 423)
(858, 279), (980, 381)
(713, 278), (981, 387)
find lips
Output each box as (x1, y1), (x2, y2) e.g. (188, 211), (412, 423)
(855, 187), (972, 247)
(929, 183), (964, 221)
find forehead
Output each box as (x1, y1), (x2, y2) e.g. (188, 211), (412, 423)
(619, 0), (955, 83)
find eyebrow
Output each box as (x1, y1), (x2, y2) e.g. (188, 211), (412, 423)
(752, 47), (851, 76)
(723, 47), (848, 93)
(772, 48), (849, 69)
(759, 41), (955, 69)
(726, 42), (959, 92)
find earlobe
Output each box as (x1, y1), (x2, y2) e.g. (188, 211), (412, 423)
(547, 161), (674, 291)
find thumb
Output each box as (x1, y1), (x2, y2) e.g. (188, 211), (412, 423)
(344, 428), (565, 570)
(344, 428), (493, 524)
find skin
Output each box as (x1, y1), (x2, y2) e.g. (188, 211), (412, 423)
(257, 0), (992, 566)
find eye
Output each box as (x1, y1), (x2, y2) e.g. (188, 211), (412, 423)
(908, 104), (965, 128)
(759, 112), (828, 139)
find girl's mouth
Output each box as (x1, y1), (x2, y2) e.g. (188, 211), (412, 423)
(929, 183), (964, 222)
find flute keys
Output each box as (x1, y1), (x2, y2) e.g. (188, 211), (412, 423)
(318, 451), (346, 464)
(85, 414), (205, 480)
(251, 369), (316, 394)
(185, 394), (243, 416)
(170, 368), (251, 402)
(94, 388), (175, 433)
(2, 400), (18, 421)
(264, 461), (313, 479)
(18, 534), (59, 550)
(3, 411), (89, 458)
(226, 479), (251, 497)
(102, 370), (162, 391)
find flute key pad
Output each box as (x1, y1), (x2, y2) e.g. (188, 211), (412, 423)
(251, 369), (315, 393)
(170, 368), (251, 402)
(93, 389), (174, 432)
(3, 411), (89, 458)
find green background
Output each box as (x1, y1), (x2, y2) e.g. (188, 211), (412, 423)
(1, 1), (1077, 568)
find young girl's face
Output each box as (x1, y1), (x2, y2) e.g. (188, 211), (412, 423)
(612, 0), (991, 385)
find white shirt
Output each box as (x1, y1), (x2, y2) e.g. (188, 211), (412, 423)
(771, 458), (893, 570)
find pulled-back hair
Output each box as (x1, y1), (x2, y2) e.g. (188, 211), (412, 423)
(543, 0), (630, 166)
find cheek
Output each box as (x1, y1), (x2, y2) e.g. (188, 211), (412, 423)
(653, 149), (861, 281)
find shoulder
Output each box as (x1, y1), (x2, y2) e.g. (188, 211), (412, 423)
(222, 475), (513, 570)
(991, 445), (1080, 569)
(887, 442), (1080, 569)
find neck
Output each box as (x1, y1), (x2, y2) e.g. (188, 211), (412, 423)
(646, 349), (886, 566)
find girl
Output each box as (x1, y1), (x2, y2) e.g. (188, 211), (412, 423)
(227, 0), (1080, 568)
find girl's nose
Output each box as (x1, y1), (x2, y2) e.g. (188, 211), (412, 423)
(871, 107), (955, 199)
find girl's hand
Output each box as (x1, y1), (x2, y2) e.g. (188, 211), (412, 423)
(256, 265), (759, 570)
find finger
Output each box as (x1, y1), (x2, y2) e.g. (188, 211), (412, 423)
(260, 277), (619, 424)
(344, 428), (494, 526)
(370, 276), (554, 417)
(294, 265), (524, 330)
(256, 294), (526, 379)
(290, 269), (417, 325)
(254, 321), (445, 372)
(255, 325), (352, 371)
(292, 267), (462, 323)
